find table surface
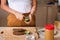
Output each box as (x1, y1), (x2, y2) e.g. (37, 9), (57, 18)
(0, 27), (38, 40)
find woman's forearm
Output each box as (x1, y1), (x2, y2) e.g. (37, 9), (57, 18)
(30, 6), (36, 15)
(30, 0), (37, 15)
(1, 5), (20, 15)
(1, 0), (20, 15)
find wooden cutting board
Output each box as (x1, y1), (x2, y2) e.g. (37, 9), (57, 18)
(0, 27), (38, 40)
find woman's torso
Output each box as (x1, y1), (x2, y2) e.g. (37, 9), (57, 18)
(8, 0), (32, 13)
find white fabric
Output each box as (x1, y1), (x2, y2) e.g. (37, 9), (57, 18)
(8, 0), (32, 13)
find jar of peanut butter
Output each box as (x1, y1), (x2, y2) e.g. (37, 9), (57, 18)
(45, 24), (54, 40)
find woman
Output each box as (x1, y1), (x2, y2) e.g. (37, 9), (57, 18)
(1, 0), (37, 27)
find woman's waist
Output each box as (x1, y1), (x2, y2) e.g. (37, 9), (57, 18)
(22, 13), (30, 17)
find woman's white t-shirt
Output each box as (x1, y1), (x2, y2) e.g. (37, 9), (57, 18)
(8, 0), (32, 13)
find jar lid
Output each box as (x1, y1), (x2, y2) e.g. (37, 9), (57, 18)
(45, 24), (54, 30)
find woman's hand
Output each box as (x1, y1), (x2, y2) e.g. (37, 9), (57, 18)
(24, 14), (33, 24)
(15, 13), (25, 21)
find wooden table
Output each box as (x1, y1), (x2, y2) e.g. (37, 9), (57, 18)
(0, 27), (38, 40)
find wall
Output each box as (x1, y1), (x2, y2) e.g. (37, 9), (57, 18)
(0, 8), (8, 26)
